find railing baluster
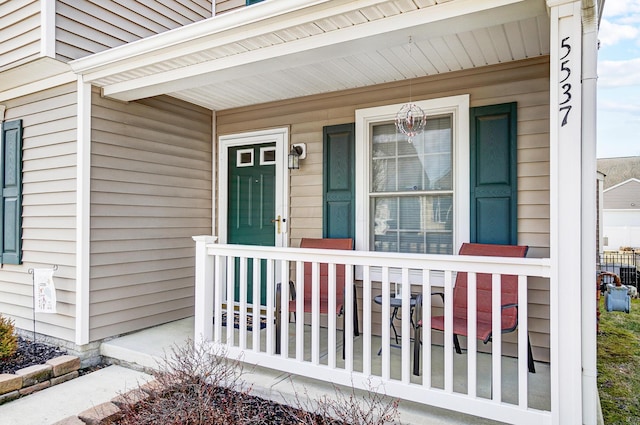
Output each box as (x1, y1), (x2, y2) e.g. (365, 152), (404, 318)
(467, 272), (477, 398)
(295, 260), (304, 361)
(328, 263), (337, 368)
(381, 266), (391, 380)
(401, 267), (411, 384)
(252, 258), (261, 352)
(444, 270), (454, 393)
(518, 274), (529, 408)
(266, 259), (274, 355)
(311, 262), (320, 365)
(226, 256), (235, 346)
(213, 255), (224, 344)
(491, 273), (502, 402)
(344, 264), (354, 372)
(239, 257), (248, 349)
(363, 265), (372, 376)
(422, 268), (432, 388)
(280, 259), (289, 358)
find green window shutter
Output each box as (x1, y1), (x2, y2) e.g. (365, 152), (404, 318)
(0, 119), (23, 264)
(323, 123), (355, 239)
(469, 103), (517, 245)
(246, 0), (264, 5)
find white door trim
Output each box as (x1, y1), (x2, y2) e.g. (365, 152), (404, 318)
(218, 127), (289, 247)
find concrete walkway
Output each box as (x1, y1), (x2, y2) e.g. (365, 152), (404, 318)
(0, 365), (152, 425)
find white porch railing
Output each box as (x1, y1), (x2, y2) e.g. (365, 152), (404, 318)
(193, 237), (552, 425)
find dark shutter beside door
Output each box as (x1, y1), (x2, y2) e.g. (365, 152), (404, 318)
(323, 123), (355, 239)
(0, 119), (23, 264)
(469, 103), (518, 245)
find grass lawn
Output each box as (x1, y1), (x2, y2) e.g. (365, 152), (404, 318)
(598, 296), (640, 424)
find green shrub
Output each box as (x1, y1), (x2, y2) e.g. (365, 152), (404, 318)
(0, 315), (18, 359)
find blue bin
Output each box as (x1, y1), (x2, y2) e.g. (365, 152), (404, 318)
(605, 284), (631, 313)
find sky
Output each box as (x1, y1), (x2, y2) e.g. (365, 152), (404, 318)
(597, 0), (640, 158)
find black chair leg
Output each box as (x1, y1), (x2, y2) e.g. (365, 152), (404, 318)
(527, 335), (536, 373)
(413, 325), (422, 376)
(453, 334), (462, 354)
(353, 285), (360, 336)
(342, 316), (346, 359)
(275, 283), (281, 355)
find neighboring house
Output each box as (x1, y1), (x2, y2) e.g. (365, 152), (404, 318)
(1, 1), (604, 424)
(597, 156), (640, 190)
(602, 178), (640, 250)
(597, 171), (605, 255)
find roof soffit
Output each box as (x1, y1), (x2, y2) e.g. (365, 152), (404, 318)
(72, 0), (549, 110)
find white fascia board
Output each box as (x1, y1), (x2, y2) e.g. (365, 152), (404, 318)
(72, 0), (524, 83)
(0, 71), (76, 102)
(101, 0), (530, 102)
(604, 178), (640, 193)
(0, 58), (72, 92)
(70, 0), (334, 75)
(72, 0), (388, 81)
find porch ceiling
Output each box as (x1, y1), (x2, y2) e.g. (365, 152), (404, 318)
(71, 0), (550, 111)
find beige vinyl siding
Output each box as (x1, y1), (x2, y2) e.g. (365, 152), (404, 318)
(0, 0), (41, 70)
(604, 180), (640, 209)
(217, 56), (551, 361)
(89, 92), (212, 341)
(0, 83), (78, 342)
(215, 0), (246, 15)
(55, 0), (212, 61)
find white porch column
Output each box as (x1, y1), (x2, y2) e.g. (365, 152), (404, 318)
(75, 78), (91, 346)
(193, 235), (216, 342)
(581, 1), (600, 424)
(548, 1), (584, 424)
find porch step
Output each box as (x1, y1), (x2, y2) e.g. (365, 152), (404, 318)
(101, 317), (505, 425)
(100, 317), (194, 371)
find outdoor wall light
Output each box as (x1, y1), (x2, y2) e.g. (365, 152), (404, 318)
(288, 143), (306, 169)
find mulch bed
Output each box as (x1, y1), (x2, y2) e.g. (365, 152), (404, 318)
(117, 385), (343, 425)
(0, 336), (67, 374)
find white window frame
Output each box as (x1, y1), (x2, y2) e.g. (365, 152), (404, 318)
(355, 95), (470, 282)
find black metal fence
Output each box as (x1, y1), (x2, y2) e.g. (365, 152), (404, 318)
(599, 251), (639, 289)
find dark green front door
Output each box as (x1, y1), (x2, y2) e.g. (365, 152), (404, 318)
(228, 143), (276, 305)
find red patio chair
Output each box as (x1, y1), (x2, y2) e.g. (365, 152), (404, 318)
(276, 238), (359, 356)
(412, 242), (535, 375)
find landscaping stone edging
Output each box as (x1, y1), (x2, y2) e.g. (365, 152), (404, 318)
(0, 355), (80, 404)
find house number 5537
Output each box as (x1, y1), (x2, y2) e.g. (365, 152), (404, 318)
(559, 36), (572, 127)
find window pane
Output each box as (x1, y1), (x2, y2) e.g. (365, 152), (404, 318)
(371, 116), (452, 193)
(397, 156), (424, 191)
(372, 157), (396, 192)
(371, 195), (453, 254)
(372, 123), (397, 157)
(414, 116), (453, 190)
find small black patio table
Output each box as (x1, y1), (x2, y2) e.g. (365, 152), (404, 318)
(373, 293), (417, 354)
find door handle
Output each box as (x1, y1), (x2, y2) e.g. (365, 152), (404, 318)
(271, 215), (282, 234)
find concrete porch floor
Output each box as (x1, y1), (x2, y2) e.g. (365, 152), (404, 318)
(101, 317), (551, 425)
